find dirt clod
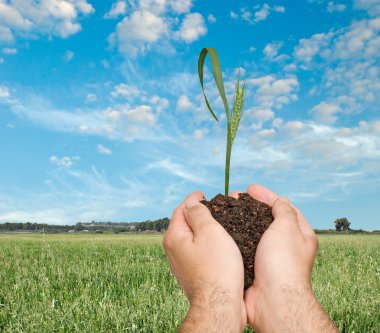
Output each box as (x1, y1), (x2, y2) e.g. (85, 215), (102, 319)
(201, 193), (273, 290)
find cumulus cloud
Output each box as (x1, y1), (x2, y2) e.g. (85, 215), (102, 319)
(50, 155), (79, 168)
(108, 0), (206, 56)
(177, 13), (207, 42)
(7, 89), (171, 143)
(263, 41), (289, 62)
(0, 85), (10, 99)
(176, 94), (195, 111)
(327, 2), (347, 12)
(110, 10), (167, 56)
(208, 14), (216, 23)
(3, 47), (17, 54)
(354, 0), (380, 15)
(235, 3), (285, 24)
(230, 11), (238, 19)
(193, 128), (208, 140)
(311, 101), (341, 123)
(0, 0), (94, 43)
(123, 105), (156, 124)
(294, 32), (333, 65)
(294, 14), (380, 115)
(248, 75), (299, 109)
(85, 93), (97, 103)
(111, 83), (142, 99)
(63, 50), (74, 61)
(310, 96), (358, 124)
(168, 0), (193, 14)
(104, 1), (127, 19)
(97, 144), (112, 155)
(150, 94), (169, 112)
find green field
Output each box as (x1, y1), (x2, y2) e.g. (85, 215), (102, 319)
(0, 234), (379, 332)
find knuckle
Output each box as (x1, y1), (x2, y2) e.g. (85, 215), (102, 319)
(162, 233), (172, 251)
(187, 204), (206, 220)
(163, 230), (177, 251)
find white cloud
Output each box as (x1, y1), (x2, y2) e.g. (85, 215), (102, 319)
(263, 41), (286, 61)
(146, 159), (205, 184)
(104, 1), (127, 19)
(63, 50), (74, 61)
(327, 2), (347, 12)
(50, 155), (79, 168)
(294, 16), (380, 114)
(251, 108), (275, 122)
(193, 128), (208, 140)
(8, 90), (170, 143)
(3, 47), (17, 54)
(0, 0), (94, 42)
(257, 128), (276, 139)
(372, 120), (380, 132)
(123, 105), (156, 124)
(111, 10), (167, 56)
(283, 121), (305, 134)
(150, 95), (169, 112)
(0, 85), (10, 99)
(176, 94), (195, 111)
(208, 14), (216, 23)
(0, 26), (14, 42)
(311, 101), (341, 123)
(108, 1), (204, 56)
(97, 144), (112, 155)
(294, 32), (333, 65)
(248, 75), (299, 109)
(111, 83), (142, 99)
(177, 13), (207, 43)
(248, 46), (256, 53)
(85, 93), (97, 103)
(310, 96), (358, 124)
(0, 58), (3, 64)
(354, 0), (380, 15)
(230, 11), (238, 19)
(0, 167), (153, 224)
(238, 3), (285, 24)
(168, 0), (193, 14)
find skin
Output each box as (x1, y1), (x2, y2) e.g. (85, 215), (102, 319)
(163, 184), (338, 333)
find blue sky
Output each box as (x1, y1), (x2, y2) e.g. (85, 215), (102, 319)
(0, 0), (379, 230)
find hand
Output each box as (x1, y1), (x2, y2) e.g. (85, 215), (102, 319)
(163, 191), (247, 332)
(241, 184), (338, 332)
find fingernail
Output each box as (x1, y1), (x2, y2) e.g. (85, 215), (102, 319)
(185, 199), (199, 209)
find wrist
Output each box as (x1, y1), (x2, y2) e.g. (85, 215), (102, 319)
(252, 282), (316, 332)
(182, 285), (245, 333)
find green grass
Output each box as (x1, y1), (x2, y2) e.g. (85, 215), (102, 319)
(0, 234), (379, 332)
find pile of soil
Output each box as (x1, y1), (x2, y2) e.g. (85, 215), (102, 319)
(201, 193), (273, 290)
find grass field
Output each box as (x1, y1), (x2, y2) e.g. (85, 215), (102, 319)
(0, 234), (379, 332)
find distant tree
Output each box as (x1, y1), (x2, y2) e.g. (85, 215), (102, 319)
(334, 218), (351, 232)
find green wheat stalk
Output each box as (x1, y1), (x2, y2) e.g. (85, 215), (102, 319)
(198, 48), (246, 196)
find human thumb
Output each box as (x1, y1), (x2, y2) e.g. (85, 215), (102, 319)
(244, 285), (256, 327)
(184, 199), (215, 236)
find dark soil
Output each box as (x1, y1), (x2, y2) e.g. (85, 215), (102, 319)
(201, 193), (273, 290)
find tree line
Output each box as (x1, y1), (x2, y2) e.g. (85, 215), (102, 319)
(0, 218), (170, 233)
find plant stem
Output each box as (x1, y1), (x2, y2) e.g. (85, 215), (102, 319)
(225, 123), (232, 196)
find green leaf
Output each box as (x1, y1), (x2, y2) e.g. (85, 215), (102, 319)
(198, 48), (230, 123)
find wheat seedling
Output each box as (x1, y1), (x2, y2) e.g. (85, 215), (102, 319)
(198, 48), (246, 196)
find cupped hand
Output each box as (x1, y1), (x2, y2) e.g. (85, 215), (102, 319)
(163, 190), (247, 332)
(242, 184), (320, 331)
